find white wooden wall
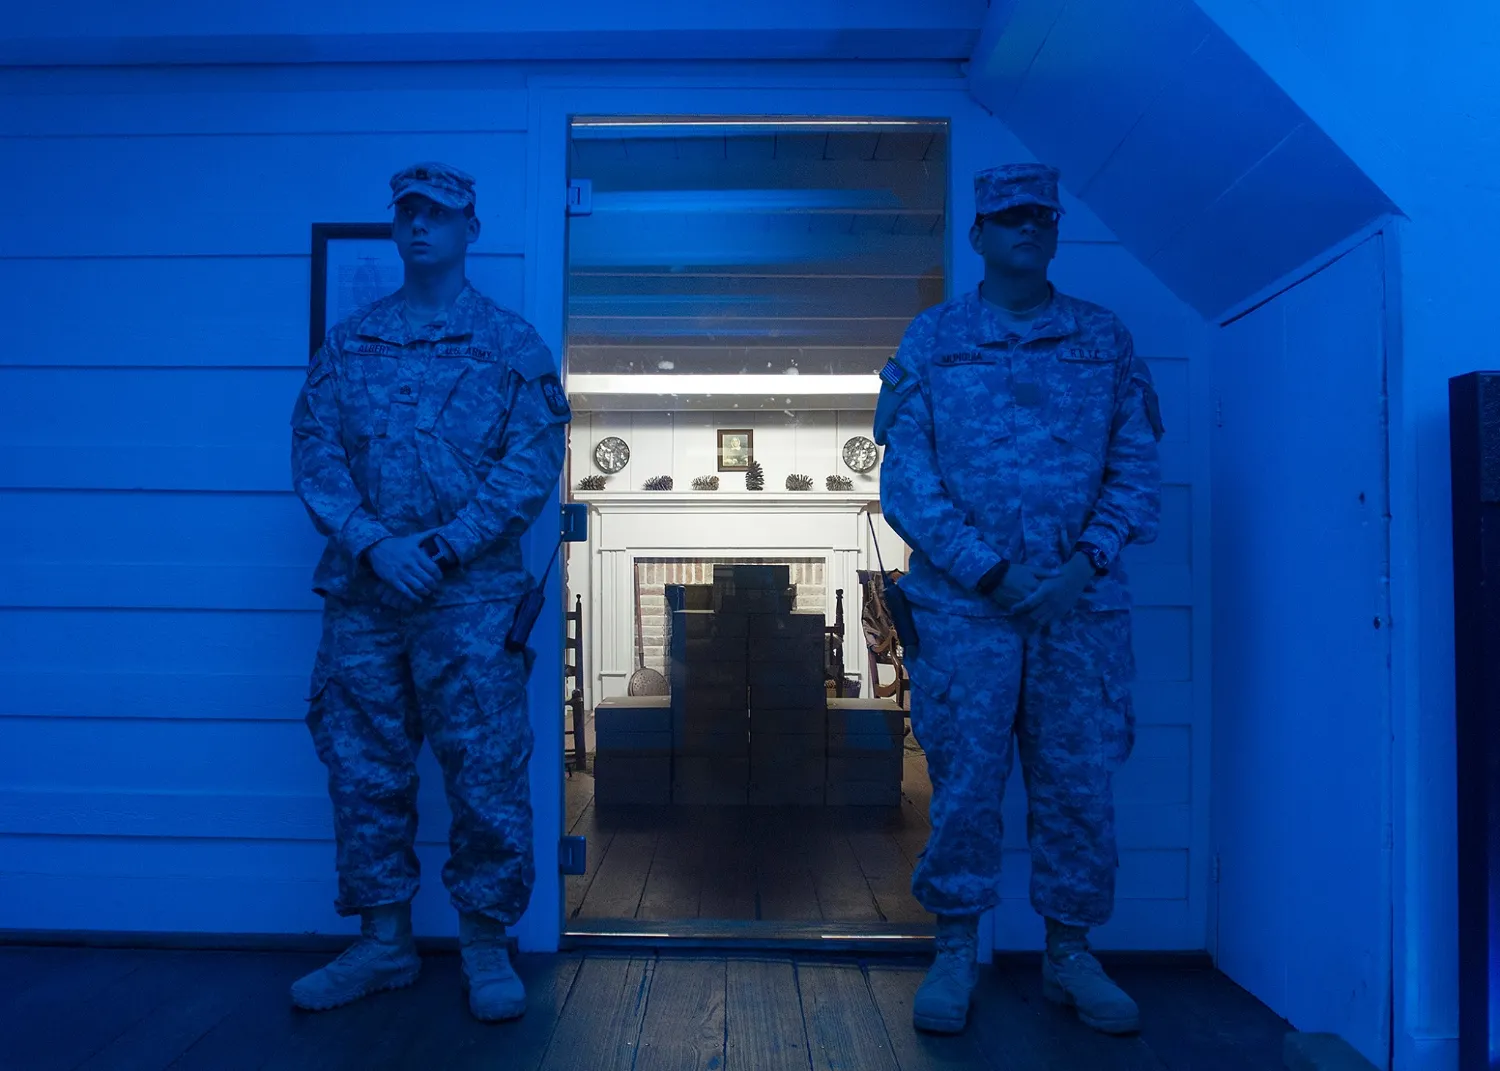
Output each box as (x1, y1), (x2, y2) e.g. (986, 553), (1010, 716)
(0, 66), (543, 943)
(0, 69), (1212, 955)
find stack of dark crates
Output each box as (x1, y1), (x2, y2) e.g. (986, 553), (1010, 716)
(669, 564), (828, 805)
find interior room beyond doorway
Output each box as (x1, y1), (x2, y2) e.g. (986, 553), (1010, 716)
(559, 117), (946, 941)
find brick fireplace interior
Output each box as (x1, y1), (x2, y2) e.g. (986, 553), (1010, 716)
(633, 556), (827, 677)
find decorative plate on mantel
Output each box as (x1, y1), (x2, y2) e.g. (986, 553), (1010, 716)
(842, 435), (878, 473)
(592, 436), (630, 474)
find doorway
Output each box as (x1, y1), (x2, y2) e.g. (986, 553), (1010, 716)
(557, 116), (948, 944)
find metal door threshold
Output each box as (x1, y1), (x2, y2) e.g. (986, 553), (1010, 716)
(562, 919), (934, 954)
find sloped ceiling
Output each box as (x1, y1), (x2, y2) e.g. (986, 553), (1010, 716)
(968, 0), (1400, 320)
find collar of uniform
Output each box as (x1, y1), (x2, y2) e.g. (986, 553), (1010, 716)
(966, 284), (1078, 346)
(353, 281), (479, 345)
(352, 293), (411, 345)
(436, 281), (482, 339)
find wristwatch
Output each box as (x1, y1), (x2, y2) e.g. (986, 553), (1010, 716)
(1075, 541), (1110, 577)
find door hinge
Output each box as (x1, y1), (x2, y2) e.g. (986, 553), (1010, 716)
(567, 178), (593, 217)
(559, 835), (587, 875)
(1210, 854), (1221, 884)
(561, 501), (589, 542)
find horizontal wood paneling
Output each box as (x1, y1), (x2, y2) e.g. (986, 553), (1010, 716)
(0, 835), (469, 935)
(0, 788), (1189, 854)
(0, 609), (321, 674)
(0, 132), (529, 258)
(0, 254), (524, 368)
(0, 670), (312, 721)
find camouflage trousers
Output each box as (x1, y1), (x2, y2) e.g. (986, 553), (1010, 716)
(906, 604), (1135, 927)
(306, 594), (535, 925)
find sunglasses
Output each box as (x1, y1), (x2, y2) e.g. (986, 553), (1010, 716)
(980, 206), (1060, 229)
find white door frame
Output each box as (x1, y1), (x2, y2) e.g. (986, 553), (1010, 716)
(516, 73), (1197, 957)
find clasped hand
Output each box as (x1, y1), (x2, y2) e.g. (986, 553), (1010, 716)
(989, 555), (1095, 629)
(367, 531), (444, 609)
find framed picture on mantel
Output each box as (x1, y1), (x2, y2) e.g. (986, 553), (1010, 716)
(717, 429), (753, 472)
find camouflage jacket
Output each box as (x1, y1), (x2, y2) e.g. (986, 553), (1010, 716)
(291, 282), (569, 605)
(873, 286), (1163, 618)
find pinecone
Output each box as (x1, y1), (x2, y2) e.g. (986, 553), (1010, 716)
(826, 475), (852, 491)
(577, 474), (607, 490)
(691, 475), (720, 491)
(745, 460), (765, 491)
(643, 475), (674, 491)
(785, 473), (813, 491)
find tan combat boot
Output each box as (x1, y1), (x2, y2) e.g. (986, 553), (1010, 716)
(912, 914), (980, 1033)
(459, 912), (527, 1022)
(1040, 919), (1141, 1034)
(290, 903), (421, 1011)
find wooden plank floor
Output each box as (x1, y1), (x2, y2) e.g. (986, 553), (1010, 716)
(0, 945), (1294, 1070)
(567, 733), (935, 925)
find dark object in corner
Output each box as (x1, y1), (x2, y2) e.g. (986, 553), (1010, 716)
(1449, 369), (1500, 1070)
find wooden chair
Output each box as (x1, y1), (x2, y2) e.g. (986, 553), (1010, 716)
(858, 568), (909, 706)
(563, 594), (587, 774)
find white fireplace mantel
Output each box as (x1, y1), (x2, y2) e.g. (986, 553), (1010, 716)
(568, 490), (894, 706)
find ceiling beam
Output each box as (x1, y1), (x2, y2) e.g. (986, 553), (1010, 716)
(1, 0), (988, 67)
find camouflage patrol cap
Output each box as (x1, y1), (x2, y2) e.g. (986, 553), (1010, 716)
(974, 163), (1066, 216)
(388, 161), (477, 210)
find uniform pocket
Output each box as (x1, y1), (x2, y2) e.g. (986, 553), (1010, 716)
(1099, 627), (1137, 769)
(306, 657), (334, 703)
(906, 608), (956, 703)
(417, 357), (505, 464)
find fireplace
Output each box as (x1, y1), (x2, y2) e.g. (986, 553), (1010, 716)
(634, 557), (826, 676)
(565, 490), (902, 707)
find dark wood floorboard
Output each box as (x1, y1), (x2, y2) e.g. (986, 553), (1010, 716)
(567, 749), (935, 926)
(165, 953), (325, 1071)
(755, 815), (822, 922)
(583, 830), (664, 920)
(535, 954), (652, 1071)
(0, 949), (212, 1071)
(637, 816), (707, 921)
(798, 961), (902, 1071)
(848, 828), (930, 923)
(632, 957), (726, 1071)
(0, 946), (1295, 1071)
(697, 809), (761, 920)
(810, 828), (883, 922)
(79, 950), (287, 1071)
(369, 954), (582, 1071)
(724, 958), (811, 1071)
(1108, 964), (1291, 1071)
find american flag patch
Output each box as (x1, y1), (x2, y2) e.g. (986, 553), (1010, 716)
(879, 359), (905, 387)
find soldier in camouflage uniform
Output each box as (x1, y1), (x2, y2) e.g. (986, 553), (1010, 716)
(288, 162), (569, 1022)
(874, 163), (1164, 1036)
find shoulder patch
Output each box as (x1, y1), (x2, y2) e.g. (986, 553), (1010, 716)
(539, 373), (571, 418)
(879, 358), (906, 388)
(508, 326), (558, 382)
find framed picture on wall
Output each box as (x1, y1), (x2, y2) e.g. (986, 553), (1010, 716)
(308, 223), (400, 357)
(717, 429), (754, 472)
